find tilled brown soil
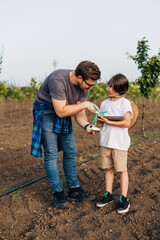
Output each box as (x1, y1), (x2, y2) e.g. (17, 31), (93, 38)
(0, 99), (160, 240)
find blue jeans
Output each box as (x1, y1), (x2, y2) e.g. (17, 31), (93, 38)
(41, 114), (79, 192)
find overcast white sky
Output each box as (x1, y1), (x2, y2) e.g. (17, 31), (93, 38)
(0, 0), (160, 86)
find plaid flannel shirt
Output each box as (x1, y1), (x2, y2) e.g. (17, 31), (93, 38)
(30, 100), (73, 158)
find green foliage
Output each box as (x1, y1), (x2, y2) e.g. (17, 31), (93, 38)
(151, 83), (160, 99)
(128, 37), (160, 136)
(125, 82), (141, 99)
(30, 78), (39, 97)
(5, 86), (25, 100)
(23, 77), (39, 98)
(21, 78), (39, 98)
(137, 55), (160, 98)
(0, 81), (7, 98)
(88, 83), (108, 101)
(37, 81), (43, 90)
(88, 81), (160, 102)
(129, 38), (150, 70)
(3, 77), (40, 100)
(128, 37), (160, 98)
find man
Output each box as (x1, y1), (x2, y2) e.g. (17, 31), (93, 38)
(31, 60), (101, 208)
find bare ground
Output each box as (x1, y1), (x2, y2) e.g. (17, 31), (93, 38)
(0, 98), (160, 240)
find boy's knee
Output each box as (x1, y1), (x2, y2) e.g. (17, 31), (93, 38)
(119, 169), (128, 175)
(100, 167), (114, 171)
(106, 167), (114, 172)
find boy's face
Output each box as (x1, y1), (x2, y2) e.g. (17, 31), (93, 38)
(108, 83), (120, 98)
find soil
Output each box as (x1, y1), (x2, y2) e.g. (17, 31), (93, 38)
(0, 98), (160, 240)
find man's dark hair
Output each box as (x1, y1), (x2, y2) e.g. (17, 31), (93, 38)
(108, 73), (129, 95)
(75, 61), (101, 81)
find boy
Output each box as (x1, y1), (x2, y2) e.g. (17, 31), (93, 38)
(96, 73), (133, 214)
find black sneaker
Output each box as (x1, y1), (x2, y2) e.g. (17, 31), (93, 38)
(54, 190), (68, 209)
(117, 195), (130, 214)
(96, 191), (113, 207)
(67, 187), (96, 202)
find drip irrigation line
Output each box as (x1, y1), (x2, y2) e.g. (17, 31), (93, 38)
(0, 156), (99, 198)
(0, 176), (47, 198)
(0, 133), (159, 199)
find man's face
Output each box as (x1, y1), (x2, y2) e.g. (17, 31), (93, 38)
(78, 76), (97, 92)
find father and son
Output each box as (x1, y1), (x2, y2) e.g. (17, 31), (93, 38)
(31, 60), (133, 214)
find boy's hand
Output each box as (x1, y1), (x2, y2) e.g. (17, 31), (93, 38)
(97, 116), (109, 124)
(96, 119), (103, 127)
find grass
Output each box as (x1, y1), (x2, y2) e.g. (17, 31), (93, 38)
(11, 189), (24, 201)
(77, 154), (100, 166)
(0, 185), (15, 191)
(144, 131), (160, 140)
(0, 185), (16, 199)
(16, 170), (27, 177)
(131, 131), (160, 146)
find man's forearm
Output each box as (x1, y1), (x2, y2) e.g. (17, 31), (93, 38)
(61, 103), (87, 117)
(75, 109), (90, 128)
(52, 98), (99, 118)
(52, 99), (86, 118)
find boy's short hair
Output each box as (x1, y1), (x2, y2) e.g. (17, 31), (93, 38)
(75, 61), (101, 81)
(108, 73), (129, 95)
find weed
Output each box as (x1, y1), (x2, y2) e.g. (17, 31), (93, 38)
(0, 185), (15, 194)
(16, 170), (27, 177)
(78, 153), (85, 162)
(145, 131), (160, 140)
(11, 189), (24, 201)
(94, 158), (100, 166)
(131, 131), (160, 146)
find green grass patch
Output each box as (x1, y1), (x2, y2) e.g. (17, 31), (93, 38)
(0, 185), (15, 191)
(144, 131), (160, 140)
(131, 131), (160, 146)
(0, 185), (16, 198)
(77, 154), (100, 166)
(11, 189), (24, 201)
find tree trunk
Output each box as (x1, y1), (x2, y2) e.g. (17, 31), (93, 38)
(10, 98), (13, 119)
(141, 97), (145, 137)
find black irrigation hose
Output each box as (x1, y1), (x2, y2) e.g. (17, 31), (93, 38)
(0, 133), (159, 199)
(0, 176), (47, 198)
(0, 156), (99, 198)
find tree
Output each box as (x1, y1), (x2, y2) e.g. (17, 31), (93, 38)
(0, 81), (7, 98)
(30, 78), (39, 98)
(0, 81), (7, 119)
(88, 83), (107, 101)
(128, 37), (160, 136)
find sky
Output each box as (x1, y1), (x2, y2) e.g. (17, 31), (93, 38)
(0, 0), (160, 86)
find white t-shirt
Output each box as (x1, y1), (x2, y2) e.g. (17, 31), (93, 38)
(100, 97), (133, 151)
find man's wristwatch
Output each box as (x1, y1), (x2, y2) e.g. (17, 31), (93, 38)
(84, 124), (91, 130)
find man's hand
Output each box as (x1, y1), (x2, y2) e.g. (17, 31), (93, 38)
(86, 125), (96, 135)
(85, 124), (100, 135)
(84, 101), (100, 113)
